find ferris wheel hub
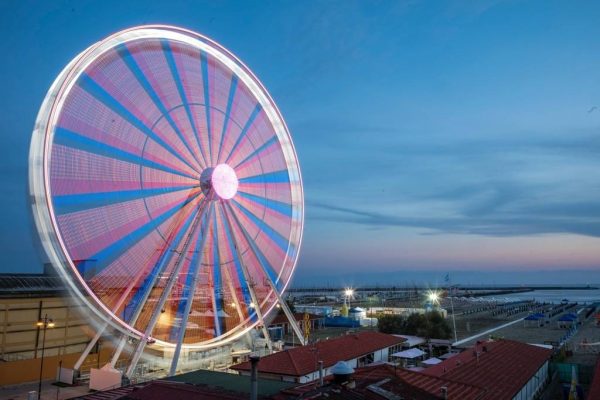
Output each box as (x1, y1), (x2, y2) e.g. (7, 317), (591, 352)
(200, 163), (239, 200)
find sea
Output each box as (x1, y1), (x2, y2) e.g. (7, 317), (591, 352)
(500, 288), (600, 304)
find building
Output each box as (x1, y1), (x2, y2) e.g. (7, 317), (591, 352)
(588, 355), (600, 400)
(276, 363), (486, 400)
(422, 339), (552, 400)
(73, 369), (296, 400)
(231, 331), (405, 383)
(268, 312), (325, 336)
(0, 274), (114, 386)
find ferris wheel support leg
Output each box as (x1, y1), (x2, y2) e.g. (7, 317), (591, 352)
(266, 282), (306, 346)
(168, 206), (214, 376)
(110, 335), (128, 368)
(223, 265), (245, 322)
(81, 268), (150, 372)
(74, 321), (108, 371)
(221, 206), (272, 352)
(250, 291), (273, 352)
(224, 202), (305, 346)
(126, 204), (209, 378)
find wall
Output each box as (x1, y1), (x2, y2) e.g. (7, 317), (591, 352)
(0, 347), (114, 386)
(512, 361), (549, 400)
(0, 295), (91, 361)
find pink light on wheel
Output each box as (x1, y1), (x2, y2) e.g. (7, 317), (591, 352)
(211, 164), (238, 200)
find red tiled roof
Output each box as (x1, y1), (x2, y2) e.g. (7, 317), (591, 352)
(423, 339), (552, 400)
(393, 366), (486, 400)
(587, 355), (600, 400)
(269, 312), (323, 326)
(273, 364), (485, 400)
(231, 331), (405, 377)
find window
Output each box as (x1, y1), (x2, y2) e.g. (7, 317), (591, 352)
(358, 353), (374, 367)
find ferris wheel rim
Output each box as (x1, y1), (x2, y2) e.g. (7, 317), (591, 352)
(29, 25), (304, 349)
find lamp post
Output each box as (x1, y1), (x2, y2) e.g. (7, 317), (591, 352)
(36, 314), (55, 400)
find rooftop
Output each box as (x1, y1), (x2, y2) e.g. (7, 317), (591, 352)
(0, 273), (66, 297)
(165, 368), (295, 396)
(231, 331), (405, 377)
(423, 339), (552, 399)
(275, 364), (486, 400)
(587, 355), (600, 400)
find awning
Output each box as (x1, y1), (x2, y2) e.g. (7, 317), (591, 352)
(394, 335), (426, 347)
(391, 348), (426, 359)
(422, 357), (442, 365)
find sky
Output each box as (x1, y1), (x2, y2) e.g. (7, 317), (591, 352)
(1, 0), (600, 285)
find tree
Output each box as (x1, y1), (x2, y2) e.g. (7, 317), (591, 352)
(379, 311), (451, 339)
(377, 314), (406, 334)
(425, 311), (452, 339)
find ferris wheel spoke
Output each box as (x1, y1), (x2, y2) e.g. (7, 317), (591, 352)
(82, 189), (202, 279)
(53, 184), (199, 215)
(161, 40), (209, 168)
(223, 104), (262, 165)
(200, 52), (214, 165)
(236, 191), (292, 218)
(78, 73), (201, 175)
(54, 126), (199, 180)
(116, 44), (204, 170)
(232, 136), (277, 170)
(230, 198), (289, 253)
(216, 76), (238, 164)
(238, 169), (290, 184)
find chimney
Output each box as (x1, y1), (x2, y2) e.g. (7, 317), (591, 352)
(440, 386), (448, 400)
(318, 361), (324, 386)
(250, 355), (260, 400)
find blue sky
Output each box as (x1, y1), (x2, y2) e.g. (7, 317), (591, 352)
(1, 0), (600, 284)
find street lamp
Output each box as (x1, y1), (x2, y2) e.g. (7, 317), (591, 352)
(36, 314), (55, 400)
(344, 288), (354, 307)
(427, 292), (440, 305)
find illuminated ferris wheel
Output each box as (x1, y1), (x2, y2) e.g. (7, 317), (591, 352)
(29, 25), (304, 375)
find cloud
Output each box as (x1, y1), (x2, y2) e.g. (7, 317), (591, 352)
(303, 122), (600, 238)
(308, 199), (600, 237)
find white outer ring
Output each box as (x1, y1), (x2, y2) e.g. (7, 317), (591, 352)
(29, 25), (304, 349)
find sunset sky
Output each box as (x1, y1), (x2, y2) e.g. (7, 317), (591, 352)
(2, 1), (600, 284)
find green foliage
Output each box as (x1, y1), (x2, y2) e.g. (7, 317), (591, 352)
(377, 314), (406, 334)
(377, 311), (452, 339)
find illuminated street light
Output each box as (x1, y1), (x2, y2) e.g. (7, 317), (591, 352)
(343, 288), (355, 308)
(36, 314), (55, 400)
(428, 291), (440, 304)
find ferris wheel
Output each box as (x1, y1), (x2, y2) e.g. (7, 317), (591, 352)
(29, 25), (304, 376)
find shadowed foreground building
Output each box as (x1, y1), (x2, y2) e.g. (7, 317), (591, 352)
(69, 338), (554, 400)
